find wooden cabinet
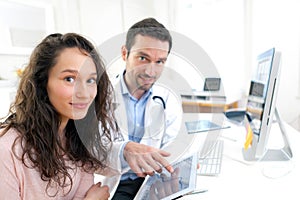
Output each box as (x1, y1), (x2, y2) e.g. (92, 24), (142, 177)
(182, 100), (239, 113)
(181, 91), (239, 113)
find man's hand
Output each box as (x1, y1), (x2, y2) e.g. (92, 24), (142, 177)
(123, 141), (174, 177)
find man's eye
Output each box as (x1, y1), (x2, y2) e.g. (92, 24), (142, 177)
(65, 77), (75, 83)
(156, 60), (164, 65)
(139, 56), (146, 61)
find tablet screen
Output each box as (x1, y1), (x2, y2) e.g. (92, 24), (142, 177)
(134, 154), (197, 200)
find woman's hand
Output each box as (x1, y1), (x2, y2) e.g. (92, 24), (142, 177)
(84, 182), (110, 200)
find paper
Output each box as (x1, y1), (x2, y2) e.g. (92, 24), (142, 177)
(244, 123), (253, 150)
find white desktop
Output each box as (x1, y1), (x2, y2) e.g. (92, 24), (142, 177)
(180, 48), (298, 200)
(180, 113), (299, 200)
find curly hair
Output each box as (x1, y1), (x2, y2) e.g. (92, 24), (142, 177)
(0, 33), (118, 195)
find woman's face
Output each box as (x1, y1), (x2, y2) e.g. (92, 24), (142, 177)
(47, 47), (97, 123)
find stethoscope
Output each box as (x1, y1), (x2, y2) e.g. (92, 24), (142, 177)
(149, 95), (167, 143)
(152, 96), (166, 110)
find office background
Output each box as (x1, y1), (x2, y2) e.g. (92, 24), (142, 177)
(0, 0), (300, 131)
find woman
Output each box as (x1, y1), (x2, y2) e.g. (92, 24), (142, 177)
(0, 33), (118, 199)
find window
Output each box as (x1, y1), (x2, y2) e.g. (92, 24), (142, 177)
(174, 0), (245, 97)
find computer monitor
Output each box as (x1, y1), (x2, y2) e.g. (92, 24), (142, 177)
(242, 48), (292, 161)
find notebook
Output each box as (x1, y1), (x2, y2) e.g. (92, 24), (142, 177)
(185, 120), (230, 134)
(134, 153), (198, 200)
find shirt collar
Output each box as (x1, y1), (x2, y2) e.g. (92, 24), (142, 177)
(120, 71), (129, 95)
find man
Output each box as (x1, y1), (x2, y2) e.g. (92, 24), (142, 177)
(111, 17), (182, 200)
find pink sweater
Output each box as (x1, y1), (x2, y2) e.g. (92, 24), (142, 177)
(0, 128), (94, 199)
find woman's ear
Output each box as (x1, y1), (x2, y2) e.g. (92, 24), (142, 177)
(121, 45), (127, 61)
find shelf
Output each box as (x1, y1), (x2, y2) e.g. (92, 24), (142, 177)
(0, 47), (32, 56)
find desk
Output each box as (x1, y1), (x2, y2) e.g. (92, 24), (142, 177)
(0, 83), (16, 118)
(180, 113), (300, 200)
(181, 91), (240, 113)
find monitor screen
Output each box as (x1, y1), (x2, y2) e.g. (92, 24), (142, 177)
(203, 77), (221, 91)
(249, 81), (265, 98)
(244, 48), (284, 160)
(246, 48), (277, 136)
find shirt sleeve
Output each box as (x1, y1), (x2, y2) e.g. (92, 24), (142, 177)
(119, 141), (130, 169)
(0, 133), (21, 200)
(95, 140), (130, 176)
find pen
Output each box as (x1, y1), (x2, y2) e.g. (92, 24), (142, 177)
(186, 189), (208, 195)
(173, 189), (208, 199)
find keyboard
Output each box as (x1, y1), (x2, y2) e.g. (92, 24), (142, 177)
(197, 140), (224, 176)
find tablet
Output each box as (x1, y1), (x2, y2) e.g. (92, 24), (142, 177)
(134, 153), (198, 200)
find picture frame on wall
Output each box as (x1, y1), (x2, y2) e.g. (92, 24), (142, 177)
(0, 0), (54, 55)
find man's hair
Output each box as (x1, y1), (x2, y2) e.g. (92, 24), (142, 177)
(125, 17), (172, 54)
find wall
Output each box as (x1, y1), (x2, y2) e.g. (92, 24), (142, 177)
(251, 0), (300, 130)
(0, 0), (299, 131)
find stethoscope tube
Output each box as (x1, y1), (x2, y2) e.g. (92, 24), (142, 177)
(152, 96), (166, 110)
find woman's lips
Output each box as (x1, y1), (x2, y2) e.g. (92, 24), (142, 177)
(70, 103), (89, 109)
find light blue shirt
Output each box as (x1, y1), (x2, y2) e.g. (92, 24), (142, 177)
(119, 73), (152, 180)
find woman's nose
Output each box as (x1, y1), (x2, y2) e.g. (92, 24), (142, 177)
(74, 82), (89, 98)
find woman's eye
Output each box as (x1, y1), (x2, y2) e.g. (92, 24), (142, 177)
(87, 78), (96, 84)
(64, 76), (75, 83)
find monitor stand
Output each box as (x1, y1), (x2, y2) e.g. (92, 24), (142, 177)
(242, 108), (293, 161)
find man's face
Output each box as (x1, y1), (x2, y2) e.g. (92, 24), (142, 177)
(122, 34), (169, 97)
